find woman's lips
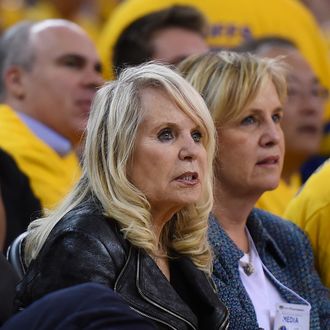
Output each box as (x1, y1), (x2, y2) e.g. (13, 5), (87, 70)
(174, 172), (199, 185)
(256, 156), (279, 166)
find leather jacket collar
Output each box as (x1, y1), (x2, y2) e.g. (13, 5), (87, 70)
(17, 202), (229, 329)
(115, 246), (228, 329)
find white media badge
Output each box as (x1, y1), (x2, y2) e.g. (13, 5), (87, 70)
(273, 302), (310, 330)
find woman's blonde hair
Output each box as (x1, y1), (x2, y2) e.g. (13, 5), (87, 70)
(25, 62), (216, 273)
(178, 51), (287, 126)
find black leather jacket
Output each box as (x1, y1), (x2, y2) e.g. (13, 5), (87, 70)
(16, 202), (229, 329)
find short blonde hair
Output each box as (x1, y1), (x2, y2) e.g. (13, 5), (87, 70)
(178, 51), (287, 126)
(25, 62), (216, 273)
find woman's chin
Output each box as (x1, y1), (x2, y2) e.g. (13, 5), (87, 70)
(252, 180), (280, 195)
(263, 181), (280, 192)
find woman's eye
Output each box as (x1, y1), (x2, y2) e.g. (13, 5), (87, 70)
(158, 128), (174, 141)
(191, 130), (202, 142)
(241, 116), (256, 126)
(272, 113), (282, 123)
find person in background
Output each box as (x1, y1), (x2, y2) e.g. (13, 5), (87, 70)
(179, 51), (330, 330)
(0, 19), (103, 211)
(112, 5), (209, 77)
(0, 148), (41, 251)
(0, 0), (120, 41)
(300, 0), (330, 53)
(0, 0), (26, 34)
(0, 252), (19, 325)
(98, 0), (330, 95)
(2, 283), (156, 330)
(239, 37), (328, 216)
(284, 159), (330, 289)
(15, 63), (229, 329)
(99, 4), (209, 79)
(0, 194), (5, 250)
(23, 0), (119, 43)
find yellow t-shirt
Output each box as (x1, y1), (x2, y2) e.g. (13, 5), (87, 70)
(284, 160), (330, 288)
(255, 174), (301, 217)
(0, 105), (81, 210)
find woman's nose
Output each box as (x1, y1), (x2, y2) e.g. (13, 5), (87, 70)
(178, 138), (199, 161)
(260, 121), (283, 148)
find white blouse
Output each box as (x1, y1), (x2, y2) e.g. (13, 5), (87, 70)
(239, 230), (286, 330)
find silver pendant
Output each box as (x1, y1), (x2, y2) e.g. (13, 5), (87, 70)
(243, 263), (254, 276)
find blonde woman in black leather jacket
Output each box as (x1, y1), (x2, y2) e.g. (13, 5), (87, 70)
(17, 63), (229, 330)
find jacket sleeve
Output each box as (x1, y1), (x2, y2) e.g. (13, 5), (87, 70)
(16, 230), (123, 308)
(310, 267), (330, 329)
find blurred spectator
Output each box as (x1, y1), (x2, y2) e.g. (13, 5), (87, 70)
(97, 0), (122, 26)
(2, 283), (156, 330)
(0, 19), (103, 210)
(0, 194), (5, 250)
(0, 0), (25, 34)
(25, 0), (105, 42)
(0, 148), (41, 251)
(112, 5), (209, 77)
(0, 252), (19, 325)
(299, 0), (330, 165)
(98, 0), (330, 89)
(239, 37), (328, 216)
(284, 159), (330, 288)
(300, 0), (330, 53)
(0, 0), (120, 40)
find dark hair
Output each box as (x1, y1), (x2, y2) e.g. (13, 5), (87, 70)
(235, 36), (297, 54)
(113, 5), (207, 77)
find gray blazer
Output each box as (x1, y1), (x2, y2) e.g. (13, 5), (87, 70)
(208, 208), (330, 330)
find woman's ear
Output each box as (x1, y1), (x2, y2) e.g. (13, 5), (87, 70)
(4, 66), (26, 100)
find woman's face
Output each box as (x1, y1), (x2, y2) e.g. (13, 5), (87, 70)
(128, 88), (208, 218)
(217, 79), (284, 198)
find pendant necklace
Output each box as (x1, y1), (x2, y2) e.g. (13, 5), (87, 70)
(240, 251), (255, 276)
(242, 253), (255, 276)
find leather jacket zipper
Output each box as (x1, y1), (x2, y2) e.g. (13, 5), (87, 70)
(114, 245), (133, 289)
(136, 251), (198, 330)
(114, 246), (228, 329)
(114, 247), (185, 329)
